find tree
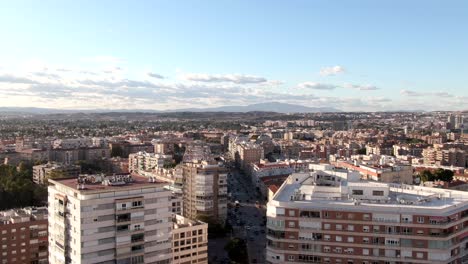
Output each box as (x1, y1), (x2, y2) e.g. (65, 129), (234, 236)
(0, 164), (47, 210)
(434, 168), (454, 182)
(47, 170), (68, 180)
(419, 170), (434, 182)
(224, 238), (248, 263)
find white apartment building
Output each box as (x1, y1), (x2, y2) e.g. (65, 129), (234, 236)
(128, 151), (173, 173)
(48, 174), (173, 264)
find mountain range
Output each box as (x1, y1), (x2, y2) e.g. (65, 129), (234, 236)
(0, 102), (341, 114)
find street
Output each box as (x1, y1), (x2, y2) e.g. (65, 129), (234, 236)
(227, 169), (267, 264)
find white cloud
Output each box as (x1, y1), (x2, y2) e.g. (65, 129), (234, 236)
(183, 73), (267, 84)
(432, 91), (453, 97)
(298, 82), (337, 90)
(344, 83), (379, 91)
(147, 72), (164, 79)
(400, 89), (421, 96)
(319, 65), (346, 76)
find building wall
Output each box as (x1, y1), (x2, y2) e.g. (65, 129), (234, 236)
(48, 179), (173, 264)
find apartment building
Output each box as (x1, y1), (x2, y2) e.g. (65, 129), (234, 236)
(182, 160), (228, 223)
(48, 173), (173, 264)
(128, 151), (173, 173)
(172, 214), (208, 264)
(33, 162), (81, 184)
(266, 168), (468, 264)
(0, 207), (48, 264)
(237, 142), (264, 171)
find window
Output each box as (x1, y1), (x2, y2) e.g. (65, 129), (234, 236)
(335, 247), (342, 253)
(417, 217), (425, 223)
(336, 224), (342, 230)
(372, 190), (384, 196)
(363, 214), (370, 220)
(336, 236), (342, 242)
(336, 212), (343, 219)
(132, 201), (143, 208)
(324, 212), (329, 218)
(347, 225), (354, 231)
(363, 237), (370, 244)
(348, 213), (354, 219)
(363, 226), (369, 232)
(324, 235), (331, 241)
(288, 255), (295, 261)
(324, 246), (331, 252)
(363, 249), (369, 255)
(347, 237), (354, 243)
(324, 224), (331, 230)
(373, 226), (380, 233)
(289, 210), (295, 217)
(352, 190), (363, 195)
(288, 221), (296, 228)
(416, 252), (423, 259)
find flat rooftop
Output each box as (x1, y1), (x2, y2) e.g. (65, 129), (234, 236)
(49, 173), (168, 193)
(273, 175), (468, 214)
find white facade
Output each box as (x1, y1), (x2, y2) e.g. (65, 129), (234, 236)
(48, 174), (173, 264)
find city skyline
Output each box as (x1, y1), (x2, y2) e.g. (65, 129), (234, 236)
(0, 0), (467, 111)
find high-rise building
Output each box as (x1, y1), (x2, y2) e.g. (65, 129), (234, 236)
(171, 214), (208, 264)
(0, 207), (48, 264)
(266, 168), (468, 263)
(182, 160), (228, 223)
(455, 114), (465, 129)
(48, 174), (173, 264)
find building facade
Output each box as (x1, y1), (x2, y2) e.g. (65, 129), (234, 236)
(172, 214), (208, 264)
(182, 161), (228, 223)
(0, 207), (48, 264)
(266, 168), (468, 264)
(48, 174), (173, 264)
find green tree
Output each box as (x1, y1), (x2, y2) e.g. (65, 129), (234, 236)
(434, 169), (454, 182)
(224, 238), (248, 263)
(419, 170), (434, 182)
(47, 170), (68, 180)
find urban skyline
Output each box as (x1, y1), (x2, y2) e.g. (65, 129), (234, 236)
(0, 1), (467, 111)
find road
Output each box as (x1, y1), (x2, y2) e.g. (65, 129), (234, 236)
(227, 168), (267, 264)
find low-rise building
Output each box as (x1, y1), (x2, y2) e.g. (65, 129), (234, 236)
(172, 215), (208, 264)
(33, 162), (81, 184)
(0, 207), (48, 264)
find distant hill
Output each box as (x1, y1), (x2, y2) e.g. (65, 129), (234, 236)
(169, 102), (340, 113)
(0, 102), (341, 114)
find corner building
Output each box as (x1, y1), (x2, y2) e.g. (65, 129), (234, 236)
(266, 167), (468, 264)
(48, 174), (172, 264)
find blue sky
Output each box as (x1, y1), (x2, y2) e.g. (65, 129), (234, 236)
(0, 0), (467, 111)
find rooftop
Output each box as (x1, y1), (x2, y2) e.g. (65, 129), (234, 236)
(49, 173), (168, 193)
(271, 171), (468, 215)
(173, 214), (206, 229)
(0, 207), (48, 225)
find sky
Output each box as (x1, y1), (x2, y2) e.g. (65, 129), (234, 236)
(0, 0), (467, 111)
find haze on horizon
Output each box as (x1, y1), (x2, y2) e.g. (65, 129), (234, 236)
(0, 0), (467, 112)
